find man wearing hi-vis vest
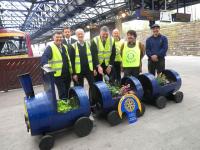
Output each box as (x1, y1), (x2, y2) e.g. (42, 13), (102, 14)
(90, 26), (116, 82)
(121, 30), (145, 77)
(112, 28), (123, 84)
(41, 31), (72, 100)
(71, 28), (96, 88)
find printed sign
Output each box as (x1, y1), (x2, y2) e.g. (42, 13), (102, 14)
(118, 94), (142, 124)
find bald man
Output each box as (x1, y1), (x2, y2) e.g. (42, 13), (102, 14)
(112, 29), (123, 84)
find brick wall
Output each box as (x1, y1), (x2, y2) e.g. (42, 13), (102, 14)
(136, 21), (200, 56)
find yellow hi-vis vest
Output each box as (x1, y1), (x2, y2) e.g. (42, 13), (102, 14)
(114, 40), (123, 62)
(48, 43), (72, 77)
(122, 41), (141, 67)
(94, 36), (114, 66)
(72, 42), (93, 74)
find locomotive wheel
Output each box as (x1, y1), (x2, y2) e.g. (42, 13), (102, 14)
(107, 110), (122, 126)
(39, 135), (54, 150)
(174, 91), (184, 103)
(155, 96), (167, 109)
(136, 103), (145, 117)
(74, 117), (93, 137)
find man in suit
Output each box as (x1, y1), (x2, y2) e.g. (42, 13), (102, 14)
(62, 27), (77, 59)
(63, 27), (77, 45)
(62, 27), (77, 86)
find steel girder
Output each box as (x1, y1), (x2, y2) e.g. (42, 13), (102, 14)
(1, 0), (200, 44)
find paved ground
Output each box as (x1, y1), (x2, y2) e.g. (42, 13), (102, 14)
(0, 56), (200, 150)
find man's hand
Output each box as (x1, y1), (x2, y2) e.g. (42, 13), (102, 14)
(106, 66), (112, 75)
(151, 55), (158, 62)
(97, 65), (103, 75)
(93, 70), (97, 76)
(73, 75), (78, 82)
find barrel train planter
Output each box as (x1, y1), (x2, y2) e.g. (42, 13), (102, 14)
(18, 68), (93, 150)
(89, 76), (145, 126)
(138, 69), (184, 109)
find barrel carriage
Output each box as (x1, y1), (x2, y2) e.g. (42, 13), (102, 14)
(138, 69), (184, 109)
(19, 68), (93, 150)
(89, 76), (145, 126)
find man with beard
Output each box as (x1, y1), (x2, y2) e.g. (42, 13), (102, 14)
(121, 30), (145, 77)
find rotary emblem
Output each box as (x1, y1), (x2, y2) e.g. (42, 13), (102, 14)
(125, 98), (135, 112)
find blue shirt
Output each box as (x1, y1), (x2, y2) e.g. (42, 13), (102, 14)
(146, 34), (168, 58)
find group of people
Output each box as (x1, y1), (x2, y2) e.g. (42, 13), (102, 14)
(41, 24), (168, 100)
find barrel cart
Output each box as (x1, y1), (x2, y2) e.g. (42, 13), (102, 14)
(138, 69), (184, 109)
(89, 76), (145, 126)
(18, 68), (93, 150)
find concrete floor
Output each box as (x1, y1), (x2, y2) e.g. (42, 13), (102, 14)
(0, 56), (200, 150)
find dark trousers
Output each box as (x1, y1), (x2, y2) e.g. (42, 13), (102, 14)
(113, 61), (121, 83)
(94, 62), (114, 82)
(148, 58), (165, 76)
(123, 67), (140, 78)
(54, 74), (71, 100)
(74, 71), (94, 88)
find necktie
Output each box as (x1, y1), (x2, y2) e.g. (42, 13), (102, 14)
(67, 39), (70, 44)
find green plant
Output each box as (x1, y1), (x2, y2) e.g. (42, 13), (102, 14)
(57, 97), (79, 113)
(106, 83), (121, 97)
(156, 73), (170, 86)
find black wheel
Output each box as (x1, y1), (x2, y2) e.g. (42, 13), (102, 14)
(166, 93), (174, 100)
(107, 110), (122, 126)
(74, 117), (93, 137)
(174, 91), (184, 103)
(155, 96), (167, 109)
(39, 135), (54, 150)
(136, 102), (145, 117)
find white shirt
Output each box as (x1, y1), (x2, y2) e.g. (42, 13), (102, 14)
(65, 37), (71, 44)
(77, 40), (85, 47)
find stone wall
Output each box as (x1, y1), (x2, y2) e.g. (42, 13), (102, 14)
(136, 21), (200, 56)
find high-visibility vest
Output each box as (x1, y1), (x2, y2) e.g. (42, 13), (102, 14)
(94, 36), (114, 66)
(114, 40), (123, 62)
(122, 41), (141, 67)
(72, 42), (93, 74)
(48, 43), (72, 77)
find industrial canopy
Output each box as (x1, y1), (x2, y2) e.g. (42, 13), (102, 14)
(0, 0), (199, 43)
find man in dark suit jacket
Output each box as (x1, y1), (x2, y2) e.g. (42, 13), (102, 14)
(63, 27), (77, 45)
(62, 27), (77, 60)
